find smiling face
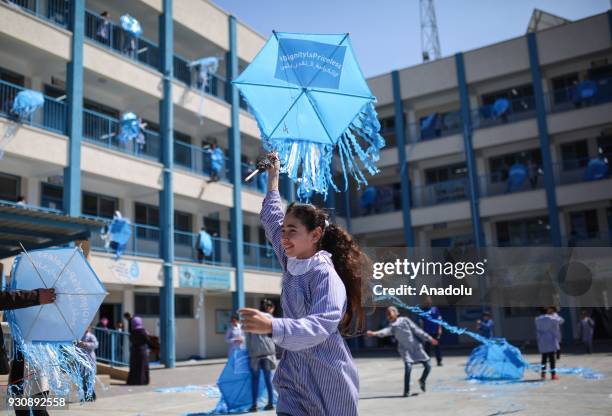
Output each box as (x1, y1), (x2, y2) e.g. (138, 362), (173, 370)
(281, 213), (323, 259)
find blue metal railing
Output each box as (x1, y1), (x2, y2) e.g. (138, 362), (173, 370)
(174, 230), (232, 267)
(0, 198), (63, 214)
(173, 54), (228, 102)
(0, 79), (66, 134)
(4, 0), (69, 28)
(84, 10), (160, 70)
(412, 178), (469, 207)
(546, 77), (612, 113)
(173, 141), (229, 181)
(564, 231), (612, 247)
(471, 95), (537, 129)
(479, 169), (545, 197)
(93, 327), (129, 367)
(87, 217), (161, 259)
(496, 231), (552, 247)
(348, 185), (403, 217)
(413, 110), (463, 142)
(553, 157), (610, 186)
(82, 109), (160, 161)
(243, 242), (282, 272)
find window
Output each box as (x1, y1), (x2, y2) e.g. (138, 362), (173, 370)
(134, 203), (159, 240)
(587, 63), (612, 81)
(243, 224), (251, 255)
(482, 84), (535, 114)
(379, 116), (395, 133)
(496, 216), (550, 246)
(134, 293), (193, 318)
(0, 173), (20, 202)
(203, 214), (221, 237)
(569, 210), (599, 240)
(41, 183), (63, 210)
(425, 163), (468, 184)
(597, 134), (612, 160)
(174, 210), (192, 245)
(83, 98), (119, 119)
(82, 191), (118, 218)
(174, 131), (192, 168)
(560, 140), (589, 170)
(489, 149), (542, 182)
(551, 73), (578, 104)
(0, 66), (25, 86)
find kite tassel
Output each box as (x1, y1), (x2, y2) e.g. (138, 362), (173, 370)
(5, 310), (96, 402)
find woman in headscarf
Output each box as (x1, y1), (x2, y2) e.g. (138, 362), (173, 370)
(126, 316), (153, 385)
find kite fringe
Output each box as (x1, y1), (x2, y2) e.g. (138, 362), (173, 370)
(5, 309), (96, 402)
(252, 100), (385, 200)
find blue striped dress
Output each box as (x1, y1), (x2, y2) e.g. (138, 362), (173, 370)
(261, 191), (359, 416)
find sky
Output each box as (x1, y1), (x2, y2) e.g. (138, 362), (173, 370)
(212, 0), (611, 77)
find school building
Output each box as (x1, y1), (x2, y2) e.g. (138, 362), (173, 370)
(0, 2), (611, 363)
(344, 10), (612, 347)
(0, 0), (291, 364)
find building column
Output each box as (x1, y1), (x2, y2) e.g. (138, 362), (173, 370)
(63, 0), (84, 216)
(228, 15), (245, 311)
(159, 0), (175, 368)
(391, 70), (414, 247)
(455, 53), (484, 248)
(526, 33), (562, 247)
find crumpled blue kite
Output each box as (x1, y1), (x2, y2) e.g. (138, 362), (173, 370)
(120, 14), (142, 37)
(188, 56), (221, 122)
(198, 229), (214, 257)
(11, 89), (44, 119)
(234, 32), (385, 199)
(208, 349), (276, 414)
(116, 112), (141, 144)
(6, 247), (107, 401)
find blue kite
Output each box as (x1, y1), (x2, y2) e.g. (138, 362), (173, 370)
(116, 112), (141, 144)
(11, 89), (44, 120)
(6, 247), (107, 400)
(234, 32), (385, 199)
(120, 14), (142, 37)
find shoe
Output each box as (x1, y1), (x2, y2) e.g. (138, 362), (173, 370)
(541, 373), (546, 380)
(551, 374), (559, 380)
(264, 404), (274, 411)
(419, 380), (426, 392)
(437, 362), (443, 367)
(403, 392), (410, 397)
(249, 405), (258, 412)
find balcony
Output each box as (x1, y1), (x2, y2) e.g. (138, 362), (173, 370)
(4, 0), (69, 28)
(243, 242), (282, 272)
(347, 185), (402, 218)
(174, 230), (232, 267)
(546, 78), (612, 114)
(412, 178), (469, 207)
(554, 158), (610, 186)
(480, 169), (544, 197)
(472, 95), (537, 130)
(88, 219), (161, 259)
(0, 79), (66, 135)
(173, 141), (229, 181)
(82, 109), (160, 161)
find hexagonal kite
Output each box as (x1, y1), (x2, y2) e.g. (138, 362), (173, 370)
(6, 247), (107, 400)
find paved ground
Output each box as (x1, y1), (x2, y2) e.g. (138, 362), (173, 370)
(2, 350), (611, 415)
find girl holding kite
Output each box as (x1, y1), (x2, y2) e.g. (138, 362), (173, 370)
(239, 152), (367, 416)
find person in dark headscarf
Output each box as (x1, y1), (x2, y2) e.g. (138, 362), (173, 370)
(126, 316), (153, 385)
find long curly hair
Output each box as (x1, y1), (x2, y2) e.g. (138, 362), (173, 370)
(285, 202), (368, 336)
